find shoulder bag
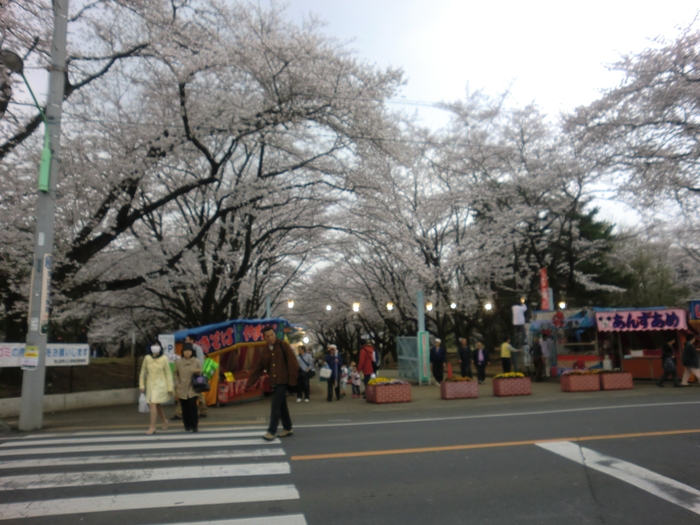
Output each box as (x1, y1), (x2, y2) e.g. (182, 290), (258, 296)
(191, 373), (210, 393)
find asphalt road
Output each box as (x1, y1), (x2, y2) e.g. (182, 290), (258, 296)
(0, 391), (698, 524)
(287, 398), (700, 524)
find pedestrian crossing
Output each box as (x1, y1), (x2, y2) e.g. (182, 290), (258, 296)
(0, 427), (307, 524)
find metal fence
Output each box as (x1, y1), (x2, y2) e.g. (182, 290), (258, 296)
(397, 336), (419, 381)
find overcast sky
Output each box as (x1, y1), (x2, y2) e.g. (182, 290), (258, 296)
(284, 0), (698, 226)
(284, 0), (698, 128)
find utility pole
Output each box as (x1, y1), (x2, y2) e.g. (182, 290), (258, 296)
(18, 0), (69, 431)
(416, 290), (425, 333)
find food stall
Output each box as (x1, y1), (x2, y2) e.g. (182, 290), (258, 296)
(529, 308), (599, 370)
(530, 306), (692, 380)
(165, 318), (294, 406)
(594, 307), (688, 380)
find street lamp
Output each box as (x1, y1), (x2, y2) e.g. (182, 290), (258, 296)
(302, 336), (310, 344)
(558, 301), (567, 310)
(386, 302), (394, 311)
(325, 304), (332, 311)
(426, 302), (433, 312)
(0, 50), (51, 192)
(450, 302), (457, 309)
(484, 302), (493, 311)
(287, 300), (295, 309)
(352, 302), (360, 313)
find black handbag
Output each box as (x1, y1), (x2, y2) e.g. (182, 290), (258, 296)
(191, 373), (210, 393)
(307, 369), (316, 379)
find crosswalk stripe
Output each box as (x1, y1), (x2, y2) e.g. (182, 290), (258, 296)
(0, 447), (285, 470)
(537, 441), (700, 516)
(16, 426), (267, 440)
(0, 462), (291, 490)
(0, 484), (300, 520)
(0, 438), (279, 457)
(1, 430), (265, 448)
(178, 515), (307, 525)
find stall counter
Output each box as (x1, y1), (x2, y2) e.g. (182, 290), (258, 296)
(622, 356), (696, 382)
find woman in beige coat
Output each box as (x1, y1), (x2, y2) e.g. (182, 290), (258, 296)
(139, 343), (174, 435)
(174, 343), (202, 432)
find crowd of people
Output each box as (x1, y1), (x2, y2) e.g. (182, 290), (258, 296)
(137, 327), (700, 440)
(136, 327), (382, 439)
(291, 339), (380, 403)
(427, 333), (555, 385)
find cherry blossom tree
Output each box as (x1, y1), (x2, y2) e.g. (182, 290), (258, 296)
(1, 1), (405, 340)
(566, 23), (700, 208)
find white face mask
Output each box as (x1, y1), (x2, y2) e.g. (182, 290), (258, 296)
(151, 346), (162, 356)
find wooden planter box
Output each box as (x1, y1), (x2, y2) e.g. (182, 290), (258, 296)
(493, 377), (531, 397)
(441, 381), (479, 399)
(366, 383), (412, 404)
(561, 374), (601, 392)
(600, 372), (633, 390)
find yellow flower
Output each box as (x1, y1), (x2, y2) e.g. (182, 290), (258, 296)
(493, 372), (526, 380)
(368, 377), (408, 386)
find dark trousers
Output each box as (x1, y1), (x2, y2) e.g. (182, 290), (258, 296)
(268, 385), (292, 434)
(352, 384), (361, 395)
(502, 357), (512, 373)
(475, 364), (486, 382)
(432, 363), (444, 383)
(657, 369), (679, 386)
(297, 372), (310, 400)
(327, 380), (340, 401)
(179, 396), (199, 431)
(534, 356), (545, 382)
(460, 362), (473, 378)
(361, 375), (371, 397)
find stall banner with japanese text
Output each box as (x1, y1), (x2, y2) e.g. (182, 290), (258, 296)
(0, 343), (91, 367)
(595, 309), (687, 332)
(173, 319), (290, 355)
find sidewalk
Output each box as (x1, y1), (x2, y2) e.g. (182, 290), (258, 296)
(1, 370), (694, 435)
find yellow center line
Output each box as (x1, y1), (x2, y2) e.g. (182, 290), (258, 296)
(290, 428), (700, 461)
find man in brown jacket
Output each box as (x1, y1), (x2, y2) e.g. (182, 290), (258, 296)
(247, 325), (299, 441)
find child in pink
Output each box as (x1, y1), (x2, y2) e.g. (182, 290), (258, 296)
(349, 362), (362, 398)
